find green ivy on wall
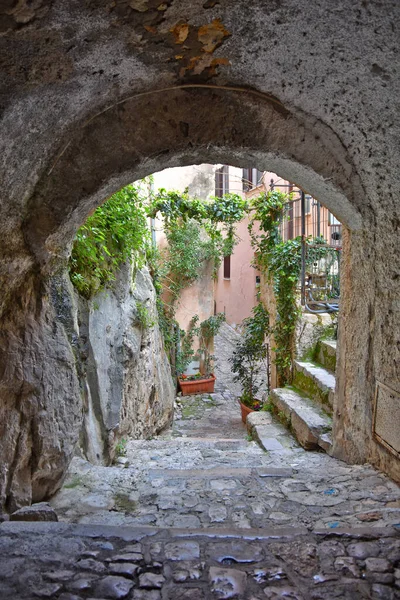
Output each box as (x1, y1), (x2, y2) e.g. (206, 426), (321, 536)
(249, 190), (335, 384)
(148, 189), (248, 356)
(69, 184), (150, 298)
(249, 190), (300, 384)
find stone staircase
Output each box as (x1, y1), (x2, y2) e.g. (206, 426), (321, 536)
(27, 343), (400, 600)
(269, 339), (337, 453)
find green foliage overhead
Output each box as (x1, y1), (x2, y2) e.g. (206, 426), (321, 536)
(69, 184), (150, 298)
(148, 189), (248, 226)
(149, 190), (249, 328)
(149, 190), (248, 274)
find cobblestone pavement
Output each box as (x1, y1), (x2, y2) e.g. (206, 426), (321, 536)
(1, 521), (400, 599)
(50, 324), (400, 532)
(1, 324), (399, 598)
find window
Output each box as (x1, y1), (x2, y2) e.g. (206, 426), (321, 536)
(286, 183), (294, 240)
(242, 168), (263, 192)
(328, 212), (340, 225)
(223, 255), (231, 279)
(215, 165), (229, 196)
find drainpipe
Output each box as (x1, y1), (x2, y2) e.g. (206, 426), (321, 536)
(316, 200), (321, 238)
(148, 179), (157, 248)
(301, 190), (306, 306)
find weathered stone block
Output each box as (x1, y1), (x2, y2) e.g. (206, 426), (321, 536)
(10, 502), (58, 522)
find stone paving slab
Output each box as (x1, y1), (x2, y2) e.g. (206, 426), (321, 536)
(51, 448), (400, 532)
(149, 467), (253, 479)
(1, 522), (399, 599)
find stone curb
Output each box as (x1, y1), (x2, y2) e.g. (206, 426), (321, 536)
(1, 521), (398, 540)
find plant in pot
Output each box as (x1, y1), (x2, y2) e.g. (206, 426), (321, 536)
(229, 303), (270, 423)
(178, 313), (226, 395)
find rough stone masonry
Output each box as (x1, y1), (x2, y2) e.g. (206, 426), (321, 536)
(0, 1), (399, 510)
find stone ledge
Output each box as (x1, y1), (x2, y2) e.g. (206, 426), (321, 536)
(317, 339), (337, 373)
(4, 521), (397, 541)
(270, 388), (332, 452)
(1, 522), (399, 599)
(293, 360), (336, 410)
(0, 521), (309, 540)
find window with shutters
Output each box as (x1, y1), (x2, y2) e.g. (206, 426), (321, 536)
(215, 165), (229, 197)
(242, 168), (263, 191)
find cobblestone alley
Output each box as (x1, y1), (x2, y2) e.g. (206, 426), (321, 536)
(1, 324), (399, 599)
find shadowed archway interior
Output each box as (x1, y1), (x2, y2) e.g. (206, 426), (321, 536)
(0, 0), (399, 512)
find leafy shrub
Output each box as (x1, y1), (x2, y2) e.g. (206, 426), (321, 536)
(229, 303), (269, 407)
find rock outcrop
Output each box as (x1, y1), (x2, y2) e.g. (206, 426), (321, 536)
(0, 261), (175, 511)
(78, 262), (175, 465)
(0, 272), (83, 512)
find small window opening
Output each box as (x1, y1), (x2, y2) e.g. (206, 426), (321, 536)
(224, 255), (231, 279)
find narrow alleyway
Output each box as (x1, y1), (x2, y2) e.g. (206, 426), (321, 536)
(1, 324), (399, 598)
(50, 323), (399, 532)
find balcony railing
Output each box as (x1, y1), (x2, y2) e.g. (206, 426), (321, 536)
(271, 184), (342, 314)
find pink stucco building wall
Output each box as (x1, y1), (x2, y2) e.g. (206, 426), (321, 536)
(152, 165), (216, 335)
(214, 217), (260, 326)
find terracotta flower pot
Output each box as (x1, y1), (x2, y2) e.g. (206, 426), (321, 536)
(238, 399), (261, 424)
(178, 374), (216, 396)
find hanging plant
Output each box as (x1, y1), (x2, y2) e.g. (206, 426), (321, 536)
(69, 184), (150, 298)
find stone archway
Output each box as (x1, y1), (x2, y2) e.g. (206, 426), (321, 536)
(1, 1), (399, 511)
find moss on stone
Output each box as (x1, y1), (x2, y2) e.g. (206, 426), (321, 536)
(180, 395), (218, 419)
(292, 370), (330, 409)
(64, 476), (84, 489)
(316, 341), (336, 372)
(113, 492), (138, 513)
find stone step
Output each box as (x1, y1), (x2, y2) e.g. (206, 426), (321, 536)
(293, 360), (335, 412)
(316, 339), (337, 372)
(129, 437), (250, 446)
(246, 412), (300, 455)
(269, 387), (332, 452)
(148, 466), (294, 479)
(1, 521), (397, 600)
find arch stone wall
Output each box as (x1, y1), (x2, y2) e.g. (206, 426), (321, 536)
(0, 0), (399, 509)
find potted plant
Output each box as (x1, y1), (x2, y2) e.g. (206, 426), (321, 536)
(178, 313), (225, 395)
(229, 303), (270, 423)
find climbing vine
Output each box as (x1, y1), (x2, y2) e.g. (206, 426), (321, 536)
(148, 189), (248, 353)
(249, 190), (334, 384)
(267, 238), (303, 383)
(249, 190), (301, 384)
(149, 188), (248, 277)
(69, 184), (150, 298)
